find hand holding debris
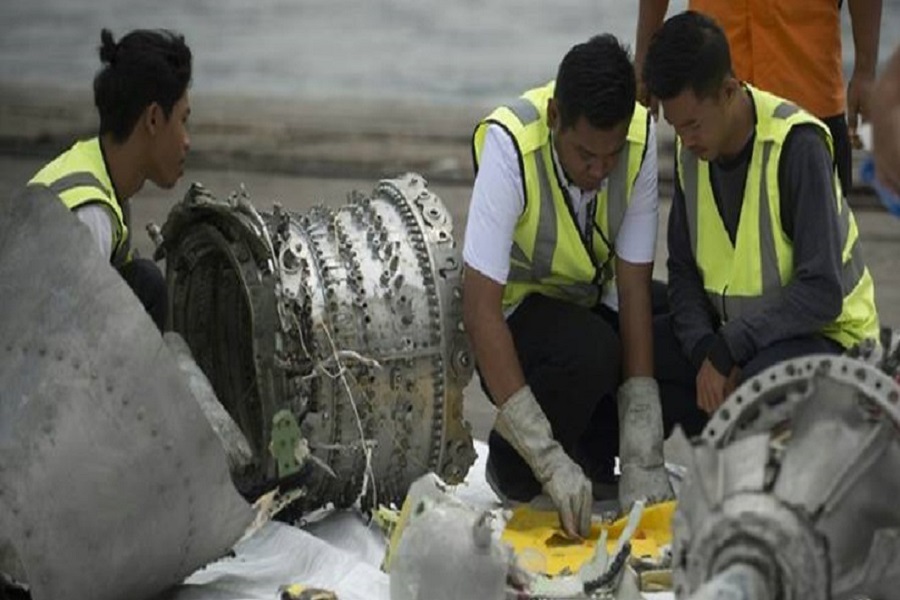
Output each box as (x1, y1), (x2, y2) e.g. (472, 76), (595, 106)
(494, 386), (593, 538)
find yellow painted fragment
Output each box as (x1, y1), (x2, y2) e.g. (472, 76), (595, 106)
(501, 501), (676, 576)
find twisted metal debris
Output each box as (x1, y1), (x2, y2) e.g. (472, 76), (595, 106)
(157, 173), (476, 512)
(672, 354), (900, 599)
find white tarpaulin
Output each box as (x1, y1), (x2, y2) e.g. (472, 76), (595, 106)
(165, 442), (674, 600)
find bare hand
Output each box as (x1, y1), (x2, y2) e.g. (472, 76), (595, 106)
(696, 360), (738, 414)
(848, 71), (875, 150)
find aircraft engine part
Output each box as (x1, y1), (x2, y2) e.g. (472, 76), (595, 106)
(0, 186), (253, 600)
(672, 354), (900, 600)
(389, 474), (508, 600)
(847, 325), (900, 382)
(157, 173), (476, 511)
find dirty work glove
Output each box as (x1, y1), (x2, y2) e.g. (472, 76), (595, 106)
(494, 385), (592, 538)
(618, 377), (674, 511)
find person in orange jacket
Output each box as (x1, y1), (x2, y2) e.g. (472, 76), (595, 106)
(634, 0), (882, 193)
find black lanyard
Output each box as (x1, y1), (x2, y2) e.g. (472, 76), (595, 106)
(561, 186), (616, 285)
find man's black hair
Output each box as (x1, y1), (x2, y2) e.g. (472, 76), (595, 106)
(643, 11), (733, 101)
(555, 34), (636, 131)
(94, 28), (192, 142)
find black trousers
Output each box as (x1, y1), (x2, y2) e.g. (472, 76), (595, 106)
(119, 258), (167, 332)
(653, 313), (844, 437)
(484, 283), (687, 501)
(822, 113), (852, 193)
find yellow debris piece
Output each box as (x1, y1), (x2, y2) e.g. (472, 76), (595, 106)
(500, 501), (676, 577)
(278, 584), (339, 600)
(380, 501), (412, 572)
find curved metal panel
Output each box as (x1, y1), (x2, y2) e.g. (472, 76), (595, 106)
(0, 186), (252, 600)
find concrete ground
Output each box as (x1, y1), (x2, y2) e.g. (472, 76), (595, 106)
(2, 88), (898, 443)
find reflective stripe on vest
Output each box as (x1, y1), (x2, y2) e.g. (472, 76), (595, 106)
(472, 81), (648, 310)
(46, 171), (112, 199)
(29, 138), (130, 267)
(677, 85), (878, 347)
(49, 170), (131, 267)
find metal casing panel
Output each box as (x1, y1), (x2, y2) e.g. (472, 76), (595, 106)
(0, 186), (252, 600)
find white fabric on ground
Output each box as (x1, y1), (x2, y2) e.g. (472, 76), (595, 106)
(167, 441), (674, 600)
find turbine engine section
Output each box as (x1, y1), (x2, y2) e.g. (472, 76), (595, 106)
(672, 355), (900, 600)
(157, 173), (476, 512)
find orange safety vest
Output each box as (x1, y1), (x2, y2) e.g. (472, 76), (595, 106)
(690, 0), (844, 118)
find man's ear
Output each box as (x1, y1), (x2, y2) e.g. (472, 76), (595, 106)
(144, 102), (163, 135)
(722, 77), (741, 104)
(547, 97), (558, 130)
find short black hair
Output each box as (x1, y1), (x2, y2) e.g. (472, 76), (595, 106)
(554, 34), (636, 131)
(643, 11), (732, 101)
(94, 28), (192, 142)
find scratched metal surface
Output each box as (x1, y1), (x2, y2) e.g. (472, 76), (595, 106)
(0, 185), (253, 600)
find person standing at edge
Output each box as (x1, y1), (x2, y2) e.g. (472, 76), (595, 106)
(634, 0), (882, 193)
(29, 28), (192, 331)
(643, 12), (879, 417)
(463, 35), (695, 538)
(871, 46), (900, 196)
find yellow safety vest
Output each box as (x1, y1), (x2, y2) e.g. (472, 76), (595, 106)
(29, 137), (131, 267)
(676, 85), (879, 349)
(472, 81), (649, 310)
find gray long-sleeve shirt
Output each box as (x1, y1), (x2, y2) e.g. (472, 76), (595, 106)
(668, 123), (845, 369)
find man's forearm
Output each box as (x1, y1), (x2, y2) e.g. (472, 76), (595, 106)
(719, 273), (843, 365)
(616, 259), (655, 378)
(464, 302), (526, 406)
(848, 0), (882, 76)
(635, 0), (670, 101)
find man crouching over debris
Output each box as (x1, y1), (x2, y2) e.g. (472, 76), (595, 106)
(29, 28), (192, 331)
(644, 12), (880, 418)
(463, 34), (702, 538)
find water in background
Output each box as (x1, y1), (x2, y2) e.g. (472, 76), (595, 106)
(0, 0), (897, 106)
